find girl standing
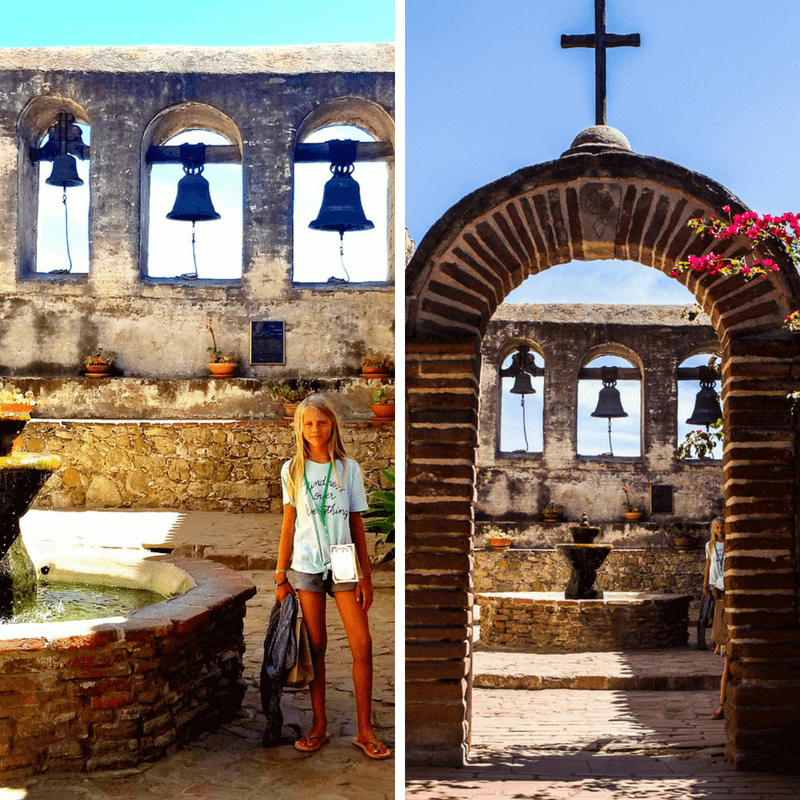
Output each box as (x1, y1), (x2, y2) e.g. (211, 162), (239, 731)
(275, 395), (391, 759)
(703, 516), (729, 719)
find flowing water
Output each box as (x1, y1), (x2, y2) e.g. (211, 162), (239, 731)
(1, 580), (165, 624)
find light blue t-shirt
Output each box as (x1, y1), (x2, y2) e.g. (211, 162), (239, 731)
(706, 539), (725, 591)
(281, 457), (369, 575)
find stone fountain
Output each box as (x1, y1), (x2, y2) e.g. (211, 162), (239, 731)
(0, 398), (256, 779)
(477, 514), (691, 653)
(0, 409), (60, 617)
(556, 518), (614, 599)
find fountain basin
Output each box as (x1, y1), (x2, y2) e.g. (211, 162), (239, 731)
(0, 553), (256, 778)
(477, 591), (691, 652)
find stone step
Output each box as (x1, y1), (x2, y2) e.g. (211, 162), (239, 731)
(474, 640), (724, 692)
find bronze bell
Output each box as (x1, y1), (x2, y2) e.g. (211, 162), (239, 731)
(309, 139), (374, 234)
(686, 365), (722, 428)
(167, 143), (220, 223)
(510, 370), (535, 395)
(46, 153), (83, 188)
(591, 366), (628, 418)
(166, 171), (220, 222)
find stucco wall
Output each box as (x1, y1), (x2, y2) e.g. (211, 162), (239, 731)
(0, 46), (394, 380)
(477, 304), (724, 525)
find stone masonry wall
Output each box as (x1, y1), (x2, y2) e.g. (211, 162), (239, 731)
(475, 547), (706, 599)
(0, 557), (256, 778)
(17, 420), (394, 513)
(478, 593), (691, 652)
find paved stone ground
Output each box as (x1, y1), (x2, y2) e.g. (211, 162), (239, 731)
(408, 624), (800, 799)
(5, 511), (396, 800)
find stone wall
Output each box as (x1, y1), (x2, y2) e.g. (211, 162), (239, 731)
(475, 547), (706, 599)
(18, 419), (394, 513)
(0, 46), (394, 381)
(478, 592), (691, 652)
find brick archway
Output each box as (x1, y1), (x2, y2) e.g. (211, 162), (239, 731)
(406, 146), (800, 770)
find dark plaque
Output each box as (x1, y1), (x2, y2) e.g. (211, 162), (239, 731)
(250, 321), (285, 365)
(650, 485), (674, 515)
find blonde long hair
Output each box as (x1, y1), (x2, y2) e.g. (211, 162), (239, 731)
(285, 394), (350, 504)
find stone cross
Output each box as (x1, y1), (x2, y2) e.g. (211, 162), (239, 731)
(561, 0), (640, 126)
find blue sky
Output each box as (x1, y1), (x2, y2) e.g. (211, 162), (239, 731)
(406, 0), (800, 305)
(0, 1), (394, 46)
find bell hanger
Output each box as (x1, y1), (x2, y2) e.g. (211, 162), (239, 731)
(309, 139), (374, 282)
(166, 143), (220, 279)
(591, 366), (628, 456)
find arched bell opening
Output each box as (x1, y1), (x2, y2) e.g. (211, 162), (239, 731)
(677, 344), (723, 461)
(577, 346), (642, 459)
(292, 97), (394, 285)
(497, 340), (544, 455)
(140, 104), (243, 282)
(17, 97), (92, 278)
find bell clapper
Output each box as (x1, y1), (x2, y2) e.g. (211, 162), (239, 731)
(338, 232), (351, 282)
(180, 222), (199, 280)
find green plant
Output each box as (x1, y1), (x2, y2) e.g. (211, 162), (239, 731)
(205, 320), (237, 364)
(622, 487), (640, 513)
(664, 523), (700, 540)
(676, 419), (724, 460)
(84, 349), (117, 367)
(269, 379), (313, 405)
(364, 467), (395, 563)
(372, 387), (394, 405)
(362, 352), (393, 371)
(0, 382), (35, 407)
(543, 503), (563, 515)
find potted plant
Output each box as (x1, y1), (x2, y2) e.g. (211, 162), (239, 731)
(205, 321), (238, 377)
(665, 523), (700, 550)
(364, 467), (395, 567)
(269, 379), (313, 419)
(361, 352), (393, 378)
(622, 486), (643, 521)
(371, 387), (395, 420)
(485, 527), (513, 551)
(84, 349), (117, 377)
(0, 382), (36, 455)
(542, 503), (564, 523)
(0, 381), (35, 415)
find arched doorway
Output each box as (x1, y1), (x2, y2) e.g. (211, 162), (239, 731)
(406, 129), (800, 771)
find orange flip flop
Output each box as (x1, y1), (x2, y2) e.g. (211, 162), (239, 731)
(295, 732), (331, 752)
(352, 737), (392, 760)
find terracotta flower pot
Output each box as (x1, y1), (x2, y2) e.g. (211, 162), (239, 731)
(86, 363), (113, 377)
(283, 403), (299, 420)
(361, 365), (391, 378)
(673, 536), (696, 550)
(371, 403), (395, 420)
(0, 403), (34, 415)
(624, 511), (643, 522)
(543, 512), (563, 523)
(209, 362), (238, 377)
(486, 537), (512, 551)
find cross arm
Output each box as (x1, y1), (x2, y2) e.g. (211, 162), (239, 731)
(561, 34), (596, 48)
(606, 33), (640, 48)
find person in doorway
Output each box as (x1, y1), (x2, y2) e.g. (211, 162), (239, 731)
(274, 394), (391, 759)
(703, 516), (729, 719)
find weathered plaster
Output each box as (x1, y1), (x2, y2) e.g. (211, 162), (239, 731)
(478, 303), (723, 524)
(0, 46), (394, 379)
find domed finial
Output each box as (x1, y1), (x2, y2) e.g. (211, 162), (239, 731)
(561, 125), (633, 158)
(580, 513), (589, 527)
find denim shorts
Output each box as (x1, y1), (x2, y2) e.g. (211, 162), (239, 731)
(287, 568), (357, 596)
